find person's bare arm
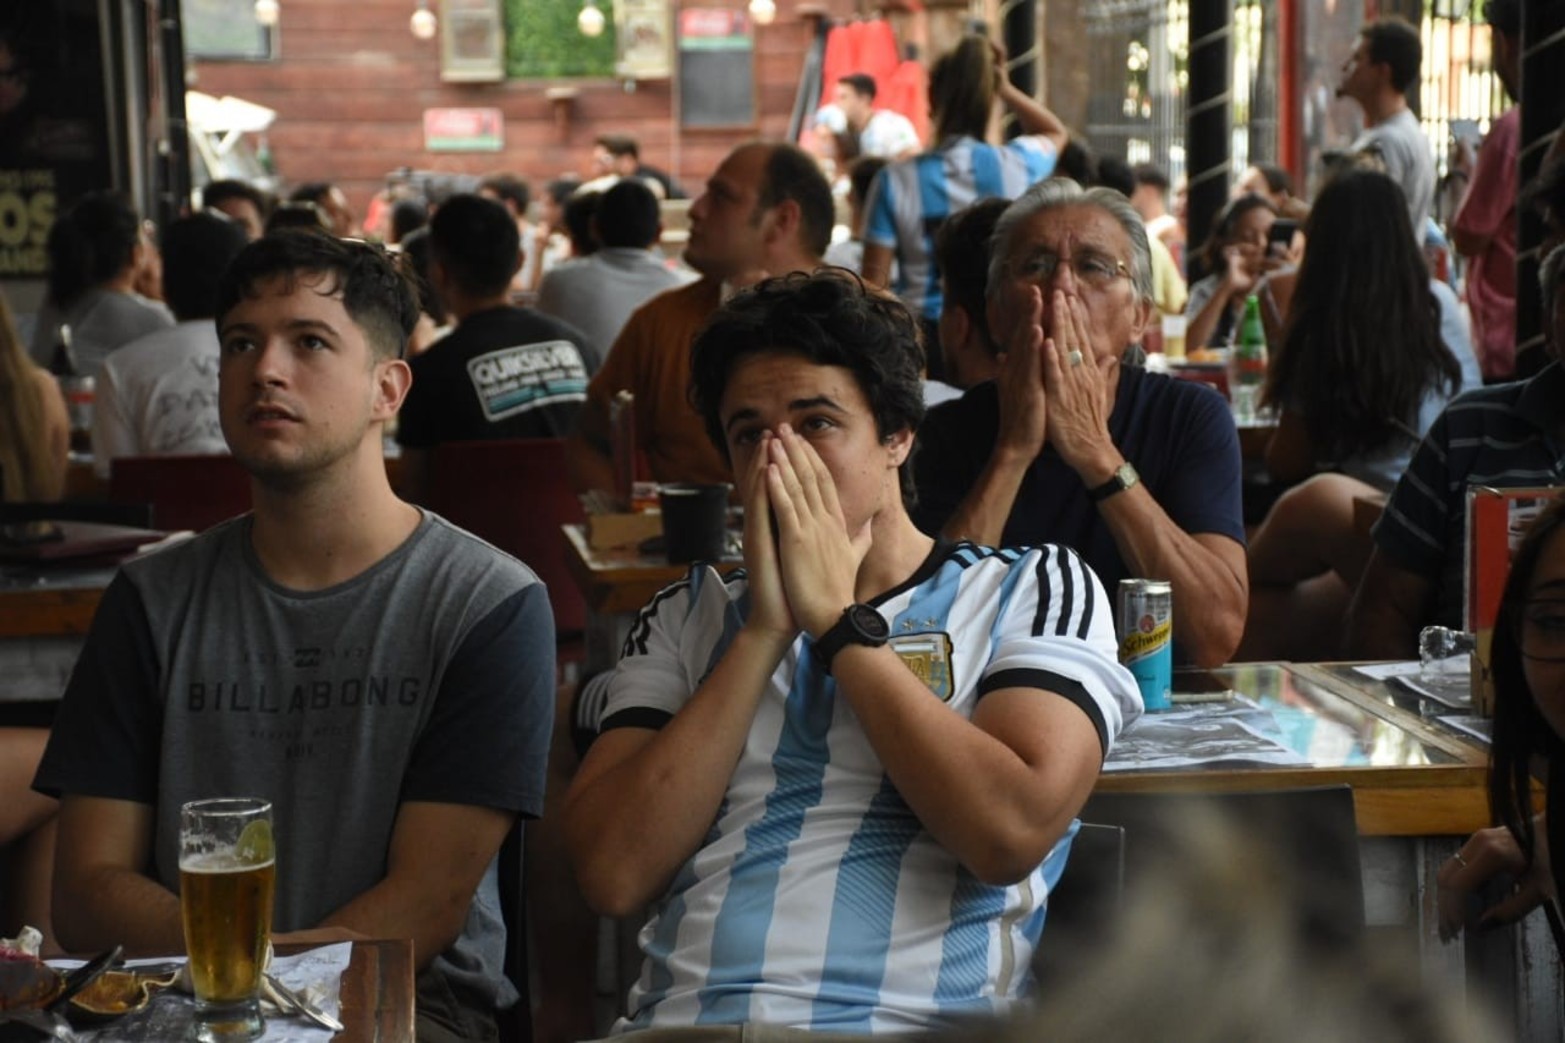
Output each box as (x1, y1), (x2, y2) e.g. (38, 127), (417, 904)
(1098, 500), (1247, 667)
(1345, 548), (1436, 660)
(566, 399), (617, 495)
(1185, 270), (1241, 352)
(1046, 291), (1246, 666)
(834, 653), (1102, 882)
(991, 39), (1068, 153)
(773, 423), (1101, 879)
(280, 801), (513, 969)
(996, 79), (1069, 155)
(565, 442), (795, 915)
(1263, 408), (1317, 487)
(861, 243), (894, 289)
(1448, 224), (1489, 258)
(52, 796), (184, 956)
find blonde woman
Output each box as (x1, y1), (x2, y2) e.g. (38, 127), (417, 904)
(0, 291), (68, 503)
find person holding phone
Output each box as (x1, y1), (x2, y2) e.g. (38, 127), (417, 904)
(1184, 194), (1290, 350)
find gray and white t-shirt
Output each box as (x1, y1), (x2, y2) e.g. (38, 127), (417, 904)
(1351, 108), (1435, 241)
(36, 511), (556, 1009)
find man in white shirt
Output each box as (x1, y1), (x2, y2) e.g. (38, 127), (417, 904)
(829, 74), (921, 161)
(92, 212), (249, 477)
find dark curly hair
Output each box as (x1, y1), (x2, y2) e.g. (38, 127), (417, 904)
(1489, 497), (1565, 901)
(214, 229), (419, 362)
(689, 269), (926, 503)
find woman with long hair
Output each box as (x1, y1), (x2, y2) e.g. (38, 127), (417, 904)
(860, 35), (1068, 358)
(0, 290), (68, 503)
(1263, 167), (1478, 492)
(1437, 496), (1565, 944)
(1183, 193), (1284, 350)
(1236, 168), (1479, 661)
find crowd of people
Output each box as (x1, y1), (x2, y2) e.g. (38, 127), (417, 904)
(4, 5), (1565, 1040)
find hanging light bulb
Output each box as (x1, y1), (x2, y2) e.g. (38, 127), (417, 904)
(748, 0), (776, 25)
(578, 0), (605, 37)
(254, 0), (280, 27)
(410, 1), (438, 39)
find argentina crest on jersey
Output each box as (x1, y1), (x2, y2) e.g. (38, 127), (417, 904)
(888, 630), (955, 701)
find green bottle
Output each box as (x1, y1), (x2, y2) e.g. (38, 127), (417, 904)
(1233, 294), (1267, 390)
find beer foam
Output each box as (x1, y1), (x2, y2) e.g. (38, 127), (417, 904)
(179, 851), (275, 873)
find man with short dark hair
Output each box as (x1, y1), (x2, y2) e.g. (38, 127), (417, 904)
(201, 179), (269, 240)
(92, 212), (248, 475)
(590, 132), (684, 200)
(397, 193), (598, 503)
(566, 269), (1139, 1033)
(36, 230), (556, 1042)
(1336, 16), (1434, 236)
(824, 73), (920, 160)
(1451, 0), (1521, 380)
(289, 180), (356, 237)
(567, 141), (831, 492)
(536, 178), (695, 361)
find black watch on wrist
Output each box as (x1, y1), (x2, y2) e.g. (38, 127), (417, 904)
(814, 603), (890, 673)
(1087, 461), (1140, 503)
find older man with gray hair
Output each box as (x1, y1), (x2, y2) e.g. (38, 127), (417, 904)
(912, 179), (1248, 666)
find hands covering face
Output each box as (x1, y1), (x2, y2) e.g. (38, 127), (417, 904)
(742, 424), (873, 640)
(995, 285), (1119, 474)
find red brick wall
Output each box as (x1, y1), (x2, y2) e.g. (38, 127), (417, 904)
(191, 0), (847, 218)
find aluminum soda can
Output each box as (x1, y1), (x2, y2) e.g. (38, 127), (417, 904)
(1118, 579), (1172, 711)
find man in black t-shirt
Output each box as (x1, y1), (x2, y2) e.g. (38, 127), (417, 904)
(397, 193), (599, 503)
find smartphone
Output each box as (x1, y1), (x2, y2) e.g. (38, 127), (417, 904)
(1268, 218), (1299, 257)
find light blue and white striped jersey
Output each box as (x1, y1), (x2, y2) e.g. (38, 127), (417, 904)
(862, 135), (1059, 322)
(599, 540), (1141, 1033)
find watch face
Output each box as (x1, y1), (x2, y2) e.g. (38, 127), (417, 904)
(848, 604), (890, 640)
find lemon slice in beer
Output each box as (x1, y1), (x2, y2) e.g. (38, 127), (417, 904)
(235, 819), (274, 865)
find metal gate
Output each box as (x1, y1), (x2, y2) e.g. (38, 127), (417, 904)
(1081, 0), (1505, 213)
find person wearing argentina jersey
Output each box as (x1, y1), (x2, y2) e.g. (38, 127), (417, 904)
(564, 270), (1141, 1037)
(861, 34), (1066, 359)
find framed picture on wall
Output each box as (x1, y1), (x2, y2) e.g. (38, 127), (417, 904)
(615, 0), (671, 80)
(441, 0), (505, 82)
(678, 8), (754, 129)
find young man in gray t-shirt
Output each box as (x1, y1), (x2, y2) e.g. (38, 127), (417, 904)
(35, 231), (555, 1042)
(1336, 16), (1435, 237)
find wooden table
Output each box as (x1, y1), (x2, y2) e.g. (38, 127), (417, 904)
(562, 523), (740, 616)
(319, 938), (415, 1042)
(0, 582), (104, 638)
(1101, 662), (1491, 837)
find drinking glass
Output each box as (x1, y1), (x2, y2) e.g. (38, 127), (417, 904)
(179, 798), (276, 1042)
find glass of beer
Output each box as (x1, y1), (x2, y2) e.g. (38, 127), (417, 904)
(179, 798), (276, 1041)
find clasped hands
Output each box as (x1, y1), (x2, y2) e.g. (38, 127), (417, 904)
(741, 424), (872, 643)
(995, 285), (1118, 478)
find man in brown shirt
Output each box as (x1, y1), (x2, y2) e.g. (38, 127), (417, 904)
(566, 142), (831, 493)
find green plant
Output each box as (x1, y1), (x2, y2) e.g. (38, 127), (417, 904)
(504, 0), (617, 78)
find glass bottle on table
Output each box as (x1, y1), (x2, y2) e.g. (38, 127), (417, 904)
(1229, 294), (1267, 423)
(48, 324), (94, 455)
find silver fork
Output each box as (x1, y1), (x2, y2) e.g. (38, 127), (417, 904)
(262, 972), (345, 1032)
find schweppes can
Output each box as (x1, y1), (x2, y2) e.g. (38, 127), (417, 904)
(1118, 579), (1172, 711)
